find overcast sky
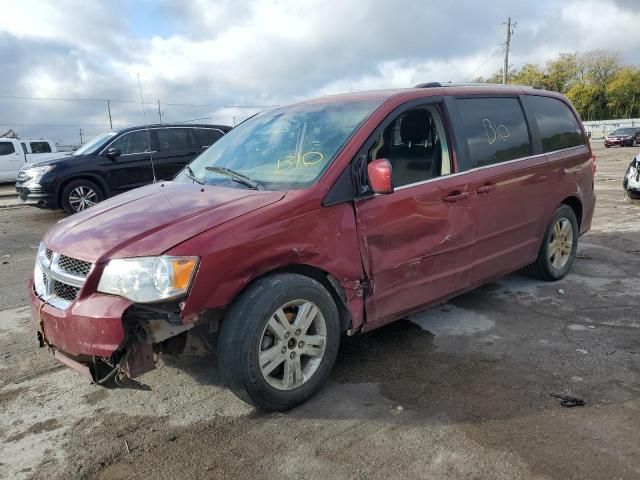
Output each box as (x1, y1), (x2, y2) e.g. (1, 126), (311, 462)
(1, 0), (639, 145)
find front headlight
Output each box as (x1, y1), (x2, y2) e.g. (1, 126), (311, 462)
(97, 256), (199, 303)
(24, 165), (55, 182)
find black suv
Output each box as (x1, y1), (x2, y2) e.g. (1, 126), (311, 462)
(16, 123), (231, 214)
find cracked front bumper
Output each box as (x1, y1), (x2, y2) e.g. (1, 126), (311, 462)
(29, 279), (130, 357)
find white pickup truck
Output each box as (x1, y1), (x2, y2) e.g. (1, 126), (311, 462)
(0, 138), (66, 182)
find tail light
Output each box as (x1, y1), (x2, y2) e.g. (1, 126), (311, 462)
(591, 154), (597, 177)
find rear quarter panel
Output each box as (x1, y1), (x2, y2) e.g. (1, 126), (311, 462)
(546, 144), (595, 234)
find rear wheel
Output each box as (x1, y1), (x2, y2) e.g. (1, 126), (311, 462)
(526, 205), (579, 281)
(61, 179), (104, 214)
(218, 273), (340, 411)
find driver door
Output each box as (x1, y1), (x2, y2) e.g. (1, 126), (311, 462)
(354, 101), (474, 328)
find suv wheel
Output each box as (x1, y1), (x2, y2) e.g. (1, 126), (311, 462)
(526, 205), (579, 281)
(218, 273), (340, 411)
(61, 180), (104, 214)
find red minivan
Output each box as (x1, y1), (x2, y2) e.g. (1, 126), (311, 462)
(30, 84), (595, 410)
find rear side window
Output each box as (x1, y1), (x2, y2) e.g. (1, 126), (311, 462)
(0, 142), (15, 155)
(21, 142), (27, 153)
(157, 128), (195, 152)
(194, 128), (223, 148)
(456, 97), (531, 169)
(524, 95), (584, 152)
(30, 141), (51, 153)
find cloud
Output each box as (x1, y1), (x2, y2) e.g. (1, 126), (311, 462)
(0, 0), (639, 144)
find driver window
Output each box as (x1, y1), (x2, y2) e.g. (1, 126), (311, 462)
(368, 105), (451, 187)
(110, 130), (150, 155)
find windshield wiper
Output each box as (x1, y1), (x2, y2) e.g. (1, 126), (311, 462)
(185, 166), (205, 185)
(205, 166), (263, 190)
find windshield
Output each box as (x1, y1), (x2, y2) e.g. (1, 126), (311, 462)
(72, 131), (118, 156)
(613, 128), (636, 135)
(175, 99), (381, 190)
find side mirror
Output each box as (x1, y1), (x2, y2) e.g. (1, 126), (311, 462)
(105, 147), (121, 159)
(367, 158), (394, 194)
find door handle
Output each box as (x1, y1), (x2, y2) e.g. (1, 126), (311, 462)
(476, 183), (496, 194)
(443, 191), (470, 203)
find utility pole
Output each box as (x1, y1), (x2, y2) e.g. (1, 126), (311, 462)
(107, 100), (113, 129)
(78, 128), (84, 145)
(503, 17), (513, 85)
(157, 100), (163, 124)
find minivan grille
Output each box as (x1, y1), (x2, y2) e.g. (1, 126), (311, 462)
(34, 249), (92, 310)
(53, 282), (81, 302)
(58, 255), (91, 277)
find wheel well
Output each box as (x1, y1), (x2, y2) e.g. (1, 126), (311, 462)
(58, 175), (108, 206)
(561, 196), (582, 228)
(253, 264), (353, 334)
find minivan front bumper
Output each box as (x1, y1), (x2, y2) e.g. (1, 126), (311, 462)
(29, 280), (129, 358)
(16, 183), (57, 208)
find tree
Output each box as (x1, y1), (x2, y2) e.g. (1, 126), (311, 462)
(606, 67), (640, 118)
(545, 53), (578, 93)
(566, 82), (600, 121)
(510, 64), (546, 88)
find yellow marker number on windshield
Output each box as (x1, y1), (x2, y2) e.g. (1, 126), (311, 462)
(276, 152), (325, 172)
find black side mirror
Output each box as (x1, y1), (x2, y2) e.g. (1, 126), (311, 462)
(105, 147), (121, 159)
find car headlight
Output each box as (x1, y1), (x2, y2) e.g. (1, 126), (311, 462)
(23, 165), (55, 182)
(97, 256), (199, 302)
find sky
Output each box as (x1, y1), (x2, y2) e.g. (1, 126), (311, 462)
(0, 0), (639, 145)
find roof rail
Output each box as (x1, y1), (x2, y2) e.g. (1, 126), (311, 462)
(414, 82), (535, 89)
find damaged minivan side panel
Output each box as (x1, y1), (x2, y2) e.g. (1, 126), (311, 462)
(170, 189), (367, 331)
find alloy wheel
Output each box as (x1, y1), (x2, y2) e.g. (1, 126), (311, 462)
(68, 186), (98, 212)
(548, 217), (573, 269)
(258, 300), (327, 390)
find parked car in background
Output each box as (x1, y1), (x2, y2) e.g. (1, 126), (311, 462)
(29, 84), (595, 411)
(0, 137), (65, 182)
(15, 123), (231, 213)
(604, 127), (640, 147)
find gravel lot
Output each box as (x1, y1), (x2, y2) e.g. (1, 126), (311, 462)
(0, 142), (638, 480)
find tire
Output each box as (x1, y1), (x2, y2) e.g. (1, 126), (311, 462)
(61, 179), (104, 214)
(526, 205), (579, 281)
(218, 273), (340, 411)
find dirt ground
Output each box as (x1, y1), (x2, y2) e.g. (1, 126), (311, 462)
(0, 142), (638, 480)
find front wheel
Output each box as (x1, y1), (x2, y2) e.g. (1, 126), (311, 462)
(526, 205), (579, 281)
(218, 273), (340, 411)
(61, 179), (104, 214)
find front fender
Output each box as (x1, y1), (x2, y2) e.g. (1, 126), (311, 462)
(171, 201), (366, 330)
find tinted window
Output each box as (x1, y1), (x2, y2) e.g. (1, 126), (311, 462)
(525, 96), (584, 152)
(157, 128), (195, 152)
(456, 97), (531, 169)
(30, 141), (51, 153)
(110, 130), (150, 154)
(0, 142), (15, 155)
(194, 128), (223, 148)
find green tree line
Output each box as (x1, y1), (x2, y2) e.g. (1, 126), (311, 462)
(475, 51), (640, 121)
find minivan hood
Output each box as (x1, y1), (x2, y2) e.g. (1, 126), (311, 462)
(44, 182), (285, 263)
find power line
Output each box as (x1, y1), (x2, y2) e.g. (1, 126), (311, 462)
(0, 122), (132, 127)
(465, 48), (501, 81)
(0, 94), (276, 109)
